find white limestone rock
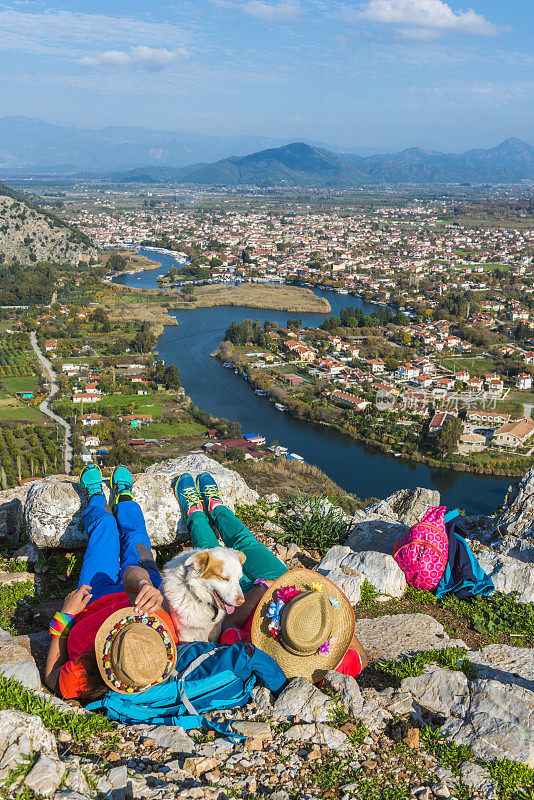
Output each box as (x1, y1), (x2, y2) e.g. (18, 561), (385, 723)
(467, 644), (534, 691)
(273, 677), (333, 723)
(346, 516), (409, 555)
(381, 487), (440, 526)
(353, 614), (466, 662)
(0, 630), (41, 691)
(494, 468), (534, 539)
(441, 678), (534, 766)
(399, 665), (470, 719)
(317, 546), (406, 600)
(23, 752), (65, 797)
(0, 710), (58, 780)
(470, 542), (534, 603)
(24, 455), (258, 549)
(322, 670), (392, 731)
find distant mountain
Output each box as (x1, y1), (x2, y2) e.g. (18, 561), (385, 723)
(111, 139), (534, 187)
(0, 180), (96, 265)
(0, 116), (338, 174)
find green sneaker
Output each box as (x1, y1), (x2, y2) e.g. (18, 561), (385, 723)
(174, 473), (203, 519)
(79, 463), (103, 504)
(110, 465), (134, 510)
(196, 472), (224, 517)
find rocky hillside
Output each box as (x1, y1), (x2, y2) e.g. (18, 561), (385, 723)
(0, 454), (532, 799)
(0, 181), (96, 265)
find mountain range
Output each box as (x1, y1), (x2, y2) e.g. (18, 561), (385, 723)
(0, 116), (354, 174)
(111, 139), (534, 187)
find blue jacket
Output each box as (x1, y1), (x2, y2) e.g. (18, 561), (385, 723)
(435, 511), (494, 600)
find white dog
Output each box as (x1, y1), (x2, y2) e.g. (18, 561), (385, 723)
(163, 547), (246, 642)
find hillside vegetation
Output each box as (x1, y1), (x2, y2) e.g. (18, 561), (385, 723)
(0, 181), (96, 266)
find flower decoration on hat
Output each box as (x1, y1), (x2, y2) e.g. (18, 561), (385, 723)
(311, 582), (323, 592)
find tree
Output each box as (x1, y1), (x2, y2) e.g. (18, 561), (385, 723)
(131, 322), (156, 354)
(435, 417), (463, 459)
(107, 252), (128, 271)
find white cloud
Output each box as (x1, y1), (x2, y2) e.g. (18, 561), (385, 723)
(213, 1), (302, 23)
(357, 0), (502, 38)
(80, 45), (188, 71)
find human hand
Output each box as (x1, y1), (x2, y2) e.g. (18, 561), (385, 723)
(135, 580), (164, 614)
(61, 585), (92, 616)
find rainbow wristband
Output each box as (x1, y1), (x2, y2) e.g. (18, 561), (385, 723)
(49, 612), (76, 638)
(254, 578), (269, 591)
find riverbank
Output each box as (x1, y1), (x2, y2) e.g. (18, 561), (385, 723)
(218, 350), (529, 479)
(100, 248), (163, 273)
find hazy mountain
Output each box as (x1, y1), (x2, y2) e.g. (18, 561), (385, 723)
(0, 117), (338, 174)
(111, 139), (534, 187)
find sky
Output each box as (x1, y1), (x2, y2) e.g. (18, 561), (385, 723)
(0, 0), (532, 152)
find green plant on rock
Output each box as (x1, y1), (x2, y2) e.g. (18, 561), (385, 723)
(442, 592), (534, 641)
(275, 493), (350, 555)
(374, 647), (475, 688)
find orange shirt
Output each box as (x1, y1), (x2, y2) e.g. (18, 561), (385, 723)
(59, 593), (178, 700)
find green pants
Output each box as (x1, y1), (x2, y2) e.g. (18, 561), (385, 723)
(187, 505), (287, 593)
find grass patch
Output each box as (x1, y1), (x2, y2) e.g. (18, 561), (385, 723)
(373, 647), (475, 688)
(441, 592), (534, 642)
(0, 674), (115, 738)
(420, 727), (534, 800)
(0, 579), (35, 634)
(0, 402), (46, 423)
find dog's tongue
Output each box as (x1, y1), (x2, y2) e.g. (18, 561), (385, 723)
(224, 602), (235, 615)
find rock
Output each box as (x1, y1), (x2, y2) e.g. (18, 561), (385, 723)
(264, 493), (280, 506)
(232, 721), (272, 741)
(54, 792), (92, 800)
(460, 763), (498, 800)
(494, 467), (534, 539)
(432, 781), (450, 798)
(13, 542), (41, 564)
(469, 543), (534, 603)
(23, 752), (65, 797)
(382, 487), (440, 526)
(321, 672), (392, 732)
(273, 678), (333, 723)
(399, 665), (470, 720)
(0, 569), (34, 586)
(283, 723), (349, 749)
(346, 516), (409, 556)
(24, 455), (258, 548)
(0, 632), (41, 690)
(252, 685), (274, 715)
(263, 521), (285, 535)
(354, 615), (466, 661)
(314, 545), (365, 603)
(182, 756), (219, 778)
(136, 725), (195, 754)
(468, 644), (534, 691)
(62, 756), (91, 796)
(0, 710), (57, 780)
(317, 546), (406, 599)
(441, 678), (534, 766)
(0, 485), (30, 542)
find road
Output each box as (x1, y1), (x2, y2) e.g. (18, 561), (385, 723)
(30, 331), (73, 474)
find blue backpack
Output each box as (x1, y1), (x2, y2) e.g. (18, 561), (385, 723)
(87, 641), (286, 741)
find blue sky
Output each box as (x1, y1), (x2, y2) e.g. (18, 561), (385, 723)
(0, 0), (532, 151)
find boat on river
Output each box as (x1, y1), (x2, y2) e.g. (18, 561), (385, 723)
(274, 403), (287, 412)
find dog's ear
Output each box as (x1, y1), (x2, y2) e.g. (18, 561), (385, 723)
(190, 550), (228, 581)
(235, 550), (246, 565)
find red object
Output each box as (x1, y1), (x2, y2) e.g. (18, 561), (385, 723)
(59, 593), (178, 699)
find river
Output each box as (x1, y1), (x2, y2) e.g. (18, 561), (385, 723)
(113, 249), (512, 514)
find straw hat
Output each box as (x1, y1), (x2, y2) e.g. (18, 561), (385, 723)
(251, 569), (355, 683)
(94, 608), (177, 694)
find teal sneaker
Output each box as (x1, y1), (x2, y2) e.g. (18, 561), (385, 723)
(196, 472), (224, 517)
(174, 473), (203, 519)
(110, 465), (134, 510)
(79, 463), (103, 504)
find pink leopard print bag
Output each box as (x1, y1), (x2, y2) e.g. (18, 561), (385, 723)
(392, 506), (449, 591)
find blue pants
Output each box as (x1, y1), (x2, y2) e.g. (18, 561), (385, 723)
(78, 495), (161, 604)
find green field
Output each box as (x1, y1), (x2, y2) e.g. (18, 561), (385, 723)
(0, 398), (46, 423)
(140, 421), (206, 437)
(2, 376), (41, 393)
(438, 356), (496, 377)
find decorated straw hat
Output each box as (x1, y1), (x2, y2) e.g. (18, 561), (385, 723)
(251, 569), (355, 683)
(94, 608), (177, 694)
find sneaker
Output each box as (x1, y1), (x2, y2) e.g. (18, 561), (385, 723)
(110, 465), (134, 510)
(174, 473), (203, 519)
(79, 463), (103, 504)
(196, 472), (224, 517)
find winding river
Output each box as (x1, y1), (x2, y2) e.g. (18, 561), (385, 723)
(113, 249), (512, 515)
